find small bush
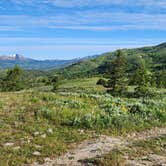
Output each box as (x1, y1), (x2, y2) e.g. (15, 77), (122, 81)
(96, 78), (107, 86)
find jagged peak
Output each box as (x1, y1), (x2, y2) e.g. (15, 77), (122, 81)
(0, 54), (28, 61)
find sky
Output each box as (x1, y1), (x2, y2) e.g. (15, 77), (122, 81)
(0, 0), (166, 60)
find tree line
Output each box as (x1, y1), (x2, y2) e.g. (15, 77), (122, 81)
(97, 50), (166, 97)
(0, 66), (59, 92)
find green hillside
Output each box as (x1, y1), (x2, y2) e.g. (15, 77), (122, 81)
(53, 43), (166, 78)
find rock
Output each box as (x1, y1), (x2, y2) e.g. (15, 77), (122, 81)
(4, 142), (14, 147)
(13, 146), (21, 150)
(142, 156), (149, 161)
(33, 151), (41, 156)
(48, 128), (53, 134)
(44, 157), (51, 162)
(41, 134), (46, 138)
(79, 129), (85, 134)
(27, 139), (31, 143)
(35, 145), (42, 149)
(34, 132), (40, 136)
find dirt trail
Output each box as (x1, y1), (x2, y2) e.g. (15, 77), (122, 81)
(34, 127), (166, 166)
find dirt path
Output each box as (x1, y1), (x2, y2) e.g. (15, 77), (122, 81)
(34, 127), (166, 166)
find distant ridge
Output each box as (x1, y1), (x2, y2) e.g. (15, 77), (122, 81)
(0, 54), (76, 70)
(0, 53), (102, 70)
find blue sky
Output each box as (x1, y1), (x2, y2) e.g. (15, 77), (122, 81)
(0, 0), (166, 60)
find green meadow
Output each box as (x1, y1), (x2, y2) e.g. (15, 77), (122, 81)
(0, 77), (165, 165)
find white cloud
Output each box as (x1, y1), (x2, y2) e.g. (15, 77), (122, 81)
(7, 0), (166, 9)
(0, 26), (21, 31)
(1, 37), (162, 45)
(45, 0), (166, 8)
(9, 0), (34, 5)
(0, 11), (165, 31)
(0, 0), (164, 32)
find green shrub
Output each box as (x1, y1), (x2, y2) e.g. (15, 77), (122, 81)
(0, 66), (25, 92)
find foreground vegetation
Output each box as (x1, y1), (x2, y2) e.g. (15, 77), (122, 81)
(0, 77), (165, 165)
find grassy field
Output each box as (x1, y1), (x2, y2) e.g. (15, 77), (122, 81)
(0, 77), (166, 165)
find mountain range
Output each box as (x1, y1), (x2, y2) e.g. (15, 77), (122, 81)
(0, 54), (78, 70)
(0, 43), (166, 73)
(0, 53), (100, 70)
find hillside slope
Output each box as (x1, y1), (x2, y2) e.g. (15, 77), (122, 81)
(53, 43), (166, 78)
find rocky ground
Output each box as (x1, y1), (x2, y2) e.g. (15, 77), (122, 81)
(34, 127), (166, 166)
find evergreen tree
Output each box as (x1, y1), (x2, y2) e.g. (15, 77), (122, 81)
(0, 66), (24, 91)
(51, 75), (59, 92)
(134, 59), (151, 97)
(104, 50), (127, 96)
(155, 70), (166, 88)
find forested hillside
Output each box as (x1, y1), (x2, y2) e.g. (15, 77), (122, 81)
(53, 43), (166, 78)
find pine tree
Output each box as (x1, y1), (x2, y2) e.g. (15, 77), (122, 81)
(105, 50), (127, 96)
(134, 59), (151, 98)
(155, 70), (166, 88)
(51, 75), (59, 92)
